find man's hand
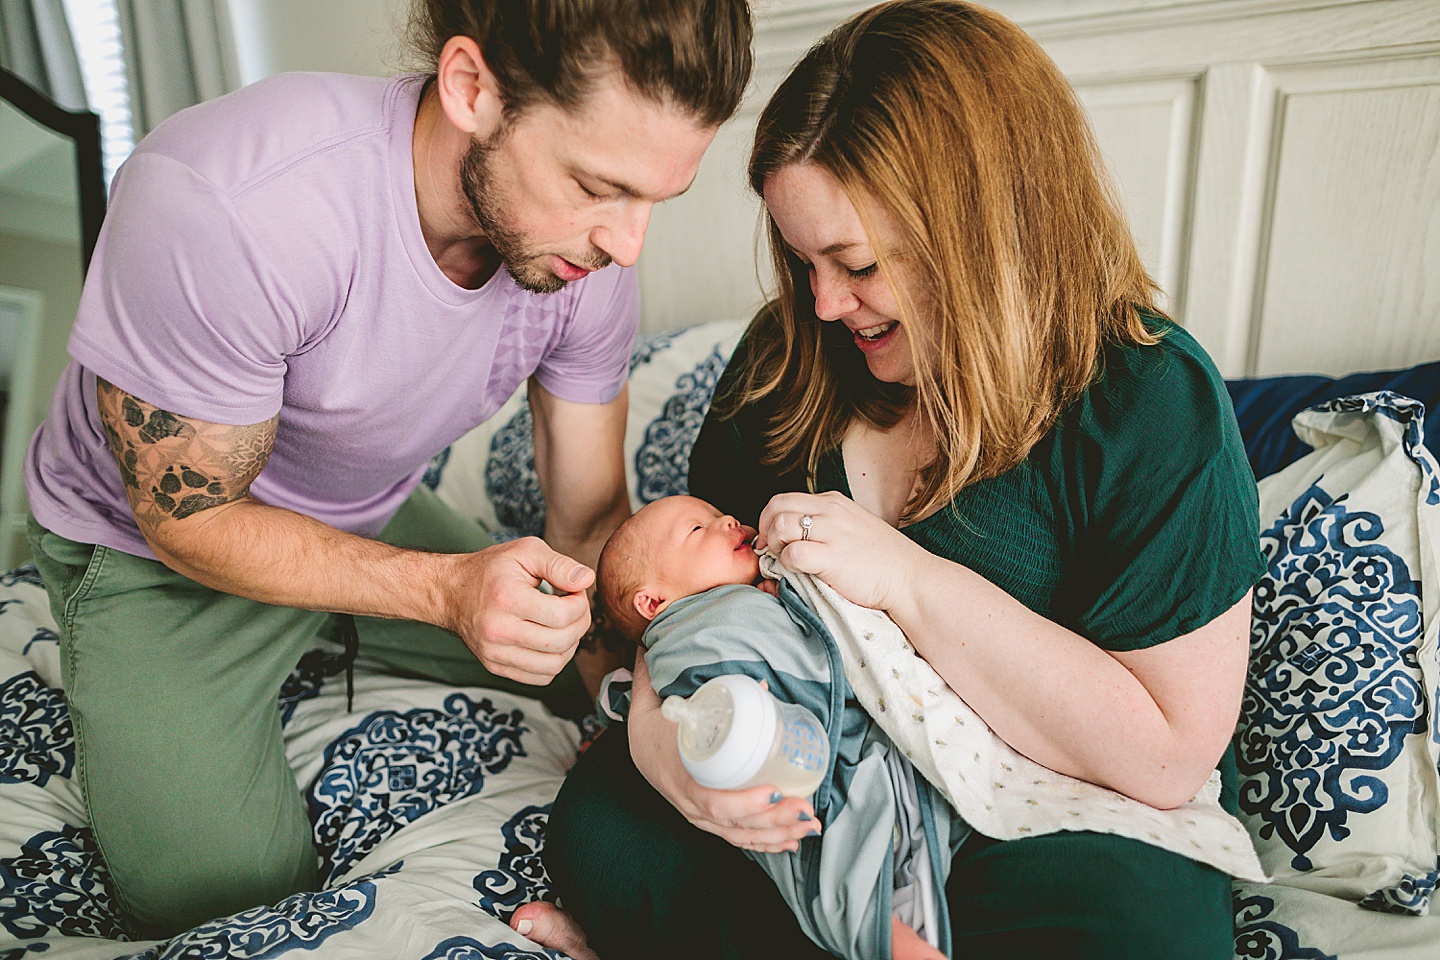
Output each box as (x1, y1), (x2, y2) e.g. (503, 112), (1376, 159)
(442, 537), (596, 686)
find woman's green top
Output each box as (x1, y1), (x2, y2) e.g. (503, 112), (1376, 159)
(687, 316), (1266, 654)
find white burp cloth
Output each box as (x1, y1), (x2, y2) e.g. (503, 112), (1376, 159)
(762, 555), (1269, 882)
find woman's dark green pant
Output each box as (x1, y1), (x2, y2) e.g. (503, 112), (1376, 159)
(544, 723), (1235, 959)
(26, 486), (589, 940)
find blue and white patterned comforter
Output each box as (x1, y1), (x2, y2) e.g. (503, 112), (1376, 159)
(0, 562), (590, 960)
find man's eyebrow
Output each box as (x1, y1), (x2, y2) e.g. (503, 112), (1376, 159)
(589, 171), (699, 201)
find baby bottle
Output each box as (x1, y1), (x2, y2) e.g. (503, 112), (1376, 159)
(661, 674), (829, 798)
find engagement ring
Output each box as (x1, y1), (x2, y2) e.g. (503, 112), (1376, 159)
(800, 515), (814, 541)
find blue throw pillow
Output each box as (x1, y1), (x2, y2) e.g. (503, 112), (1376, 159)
(1226, 362), (1440, 480)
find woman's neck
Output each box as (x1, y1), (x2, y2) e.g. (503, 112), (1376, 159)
(840, 403), (940, 527)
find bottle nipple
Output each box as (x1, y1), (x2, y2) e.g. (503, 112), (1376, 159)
(663, 685), (734, 763)
(661, 695), (689, 724)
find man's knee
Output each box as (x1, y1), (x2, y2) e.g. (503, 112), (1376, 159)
(114, 825), (318, 939)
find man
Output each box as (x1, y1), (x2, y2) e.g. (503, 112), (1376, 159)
(22, 0), (752, 937)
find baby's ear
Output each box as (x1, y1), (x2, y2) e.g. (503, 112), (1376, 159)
(633, 589), (669, 623)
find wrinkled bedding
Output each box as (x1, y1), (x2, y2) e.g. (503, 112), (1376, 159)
(0, 563), (590, 960)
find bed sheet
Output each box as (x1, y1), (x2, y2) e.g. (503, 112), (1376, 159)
(0, 563), (590, 960)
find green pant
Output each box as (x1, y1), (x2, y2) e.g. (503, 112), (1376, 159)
(544, 722), (1235, 960)
(27, 486), (587, 939)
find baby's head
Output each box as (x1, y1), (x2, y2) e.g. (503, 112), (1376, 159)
(598, 495), (761, 643)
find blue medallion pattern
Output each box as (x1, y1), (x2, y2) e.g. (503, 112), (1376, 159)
(1316, 393), (1440, 505)
(1240, 480), (1426, 870)
(277, 647), (352, 727)
(0, 824), (126, 943)
(20, 626), (58, 658)
(420, 936), (563, 960)
(115, 864), (400, 960)
(576, 711), (607, 752)
(627, 330), (679, 370)
(633, 346), (728, 505)
(481, 326), (731, 539)
(422, 446), (453, 491)
(485, 404), (544, 541)
(1233, 893), (1336, 959)
(308, 694), (527, 883)
(0, 671), (73, 786)
(1357, 864), (1440, 916)
(472, 804), (554, 922)
(0, 564), (45, 590)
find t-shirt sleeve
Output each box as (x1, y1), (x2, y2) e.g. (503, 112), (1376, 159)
(1067, 333), (1266, 651)
(67, 151), (302, 424)
(530, 265), (639, 404)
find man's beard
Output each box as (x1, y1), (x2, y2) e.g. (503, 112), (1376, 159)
(460, 132), (611, 295)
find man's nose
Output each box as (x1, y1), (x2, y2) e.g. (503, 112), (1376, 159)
(811, 268), (859, 321)
(592, 201), (652, 268)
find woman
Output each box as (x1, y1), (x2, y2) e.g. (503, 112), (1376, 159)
(537, 2), (1263, 957)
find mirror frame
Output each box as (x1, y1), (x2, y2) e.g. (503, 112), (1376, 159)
(0, 67), (107, 566)
(0, 65), (106, 273)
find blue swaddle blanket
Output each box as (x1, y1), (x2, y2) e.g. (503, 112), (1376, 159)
(603, 580), (966, 960)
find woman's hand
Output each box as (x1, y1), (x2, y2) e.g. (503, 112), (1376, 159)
(757, 491), (928, 612)
(626, 657), (820, 853)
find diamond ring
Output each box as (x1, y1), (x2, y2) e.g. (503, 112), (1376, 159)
(800, 515), (814, 541)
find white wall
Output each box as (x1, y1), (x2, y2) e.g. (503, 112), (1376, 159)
(226, 0), (408, 84)
(645, 0), (1440, 374)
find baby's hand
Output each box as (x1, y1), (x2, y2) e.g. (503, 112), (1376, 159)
(758, 579), (780, 598)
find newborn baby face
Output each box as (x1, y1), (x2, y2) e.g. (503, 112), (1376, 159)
(642, 495), (761, 598)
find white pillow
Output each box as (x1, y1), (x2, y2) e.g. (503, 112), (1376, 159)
(428, 318), (747, 538)
(1239, 392), (1440, 915)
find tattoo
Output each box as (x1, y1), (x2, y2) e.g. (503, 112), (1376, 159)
(581, 597), (638, 661)
(96, 378), (279, 530)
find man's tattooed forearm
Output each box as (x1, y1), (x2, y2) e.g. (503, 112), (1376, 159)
(96, 378), (278, 524)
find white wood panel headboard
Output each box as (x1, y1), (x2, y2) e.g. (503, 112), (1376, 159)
(635, 0), (1440, 380)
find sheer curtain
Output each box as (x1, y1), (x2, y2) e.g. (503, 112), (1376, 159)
(0, 0), (87, 108)
(115, 0), (237, 137)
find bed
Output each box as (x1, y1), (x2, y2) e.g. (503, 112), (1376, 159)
(2, 316), (1439, 959)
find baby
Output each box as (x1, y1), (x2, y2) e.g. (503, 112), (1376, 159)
(597, 494), (774, 642)
(590, 495), (948, 960)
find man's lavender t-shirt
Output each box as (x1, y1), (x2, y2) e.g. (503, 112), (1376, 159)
(25, 73), (639, 560)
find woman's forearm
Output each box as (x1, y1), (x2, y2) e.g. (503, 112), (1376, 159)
(888, 552), (1245, 808)
(626, 664), (692, 797)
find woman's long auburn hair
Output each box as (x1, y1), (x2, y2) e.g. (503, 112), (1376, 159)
(727, 0), (1164, 523)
